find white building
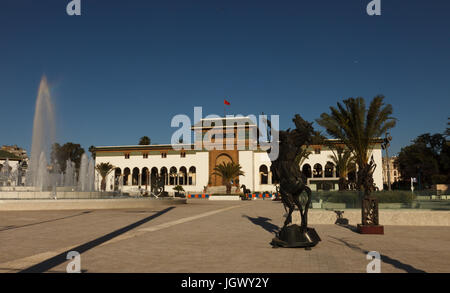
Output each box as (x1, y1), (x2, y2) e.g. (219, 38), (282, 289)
(94, 116), (384, 194)
(0, 150), (22, 186)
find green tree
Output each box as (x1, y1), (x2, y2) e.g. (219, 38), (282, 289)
(397, 132), (450, 186)
(139, 136), (151, 145)
(95, 162), (115, 191)
(212, 162), (245, 194)
(295, 146), (312, 167)
(51, 142), (85, 172)
(327, 145), (356, 191)
(173, 185), (185, 196)
(316, 95), (396, 196)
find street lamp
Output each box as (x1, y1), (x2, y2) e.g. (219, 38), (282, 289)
(381, 132), (392, 191)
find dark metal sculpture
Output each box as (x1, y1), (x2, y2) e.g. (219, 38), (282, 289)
(150, 174), (165, 197)
(356, 156), (384, 234)
(240, 184), (251, 200)
(266, 115), (321, 249)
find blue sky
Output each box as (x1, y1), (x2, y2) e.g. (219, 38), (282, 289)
(0, 0), (449, 156)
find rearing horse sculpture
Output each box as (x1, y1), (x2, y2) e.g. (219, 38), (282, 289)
(266, 114), (321, 248)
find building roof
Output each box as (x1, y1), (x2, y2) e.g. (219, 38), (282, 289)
(94, 138), (383, 153)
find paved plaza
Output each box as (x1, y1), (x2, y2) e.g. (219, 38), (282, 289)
(0, 200), (449, 273)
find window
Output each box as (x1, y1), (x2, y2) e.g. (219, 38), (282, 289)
(161, 152), (167, 158)
(143, 153), (148, 159)
(180, 152), (186, 158)
(125, 153), (130, 159)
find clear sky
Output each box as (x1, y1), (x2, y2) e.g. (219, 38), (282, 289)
(1, 0), (449, 157)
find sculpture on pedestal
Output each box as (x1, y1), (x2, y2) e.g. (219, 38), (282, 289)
(266, 114), (321, 249)
(150, 174), (166, 197)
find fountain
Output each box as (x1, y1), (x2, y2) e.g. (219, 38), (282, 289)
(0, 76), (102, 199)
(0, 75), (186, 209)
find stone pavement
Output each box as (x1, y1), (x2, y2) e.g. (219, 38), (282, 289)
(0, 200), (448, 273)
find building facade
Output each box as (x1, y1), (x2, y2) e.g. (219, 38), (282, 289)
(382, 156), (400, 186)
(94, 117), (384, 194)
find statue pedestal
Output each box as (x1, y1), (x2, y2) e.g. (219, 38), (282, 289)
(359, 197), (384, 234)
(357, 224), (384, 235)
(271, 224), (321, 249)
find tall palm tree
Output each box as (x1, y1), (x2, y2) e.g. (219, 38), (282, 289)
(316, 95), (396, 196)
(95, 162), (115, 191)
(212, 162), (244, 194)
(328, 145), (356, 191)
(295, 146), (312, 167)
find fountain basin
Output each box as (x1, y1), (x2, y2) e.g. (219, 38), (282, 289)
(0, 191), (115, 199)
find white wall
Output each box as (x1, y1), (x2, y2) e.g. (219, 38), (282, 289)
(371, 147), (384, 190)
(299, 147), (384, 191)
(253, 152), (276, 193)
(238, 151), (254, 191)
(95, 151), (209, 193)
(95, 143), (385, 194)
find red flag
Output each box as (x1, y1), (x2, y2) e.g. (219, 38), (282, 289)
(224, 99), (230, 105)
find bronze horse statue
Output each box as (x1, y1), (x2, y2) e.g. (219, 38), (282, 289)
(266, 114), (321, 248)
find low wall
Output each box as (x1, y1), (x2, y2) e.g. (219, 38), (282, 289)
(290, 209), (450, 226)
(209, 195), (241, 201)
(0, 198), (186, 211)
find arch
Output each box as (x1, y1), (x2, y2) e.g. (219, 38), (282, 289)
(259, 165), (268, 184)
(114, 168), (121, 190)
(160, 167), (168, 185)
(150, 167), (158, 184)
(141, 167), (149, 186)
(214, 153), (233, 185)
(123, 168), (130, 185)
(313, 163), (323, 178)
(302, 164), (312, 178)
(132, 167), (139, 186)
(169, 167), (177, 185)
(215, 153), (233, 166)
(188, 166), (196, 185)
(324, 162), (334, 178)
(179, 166), (187, 185)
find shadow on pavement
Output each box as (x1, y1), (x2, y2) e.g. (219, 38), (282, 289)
(336, 223), (359, 233)
(0, 211), (93, 232)
(242, 215), (280, 234)
(19, 207), (175, 273)
(329, 236), (427, 273)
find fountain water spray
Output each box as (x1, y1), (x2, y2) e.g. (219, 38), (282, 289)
(27, 76), (56, 189)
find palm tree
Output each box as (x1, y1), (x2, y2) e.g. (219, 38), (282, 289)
(139, 136), (151, 145)
(328, 145), (356, 191)
(212, 162), (245, 194)
(295, 146), (312, 167)
(316, 95), (396, 196)
(95, 162), (115, 191)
